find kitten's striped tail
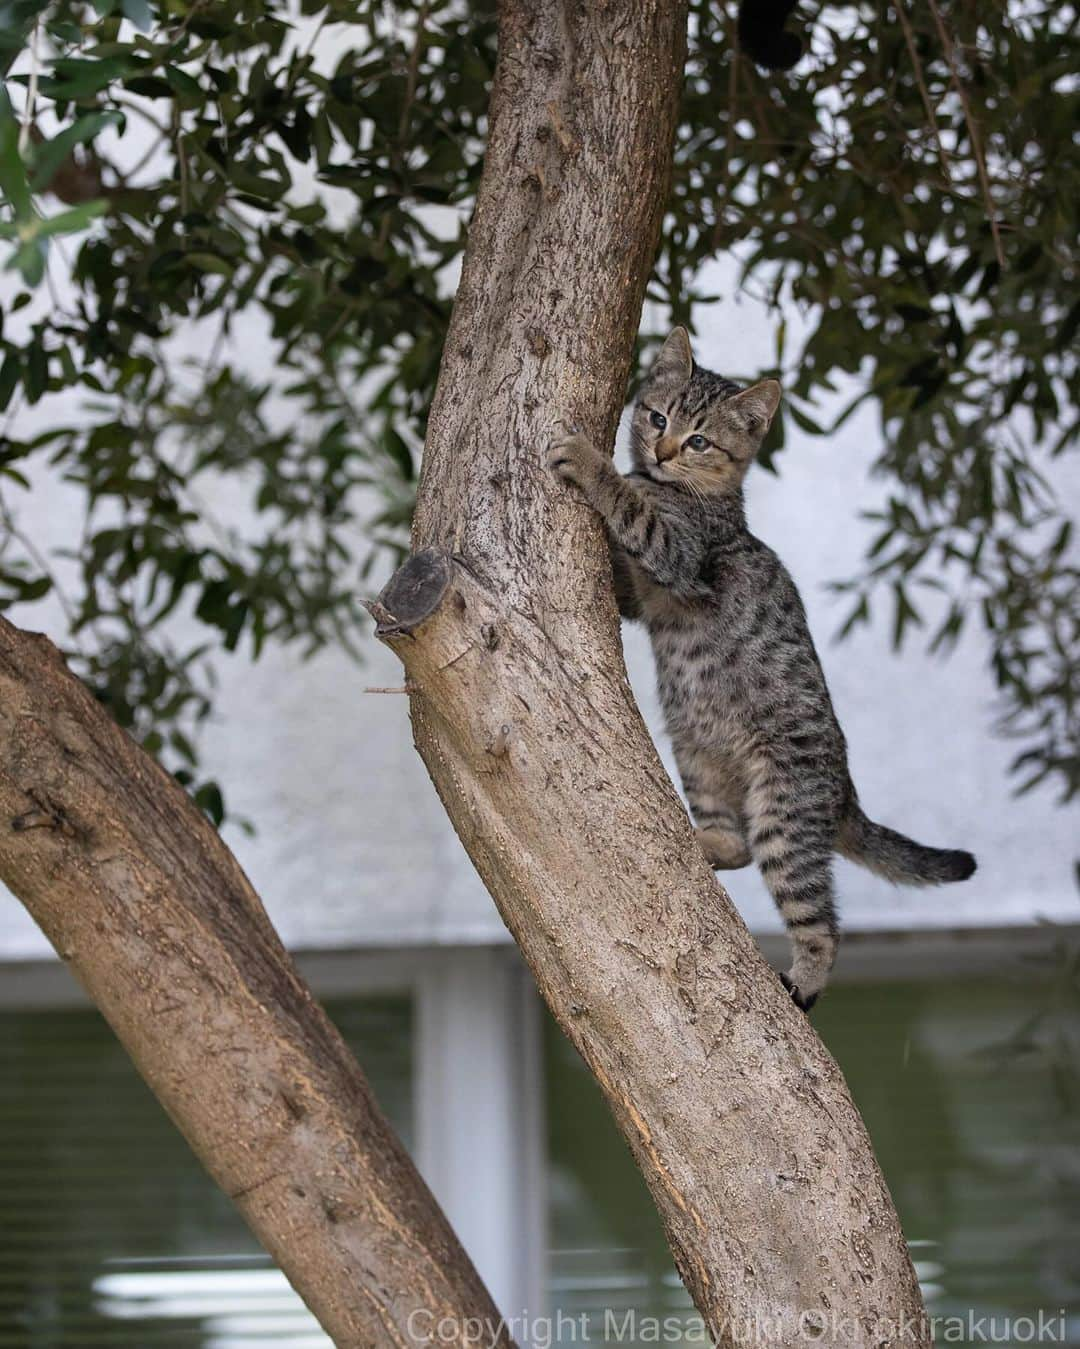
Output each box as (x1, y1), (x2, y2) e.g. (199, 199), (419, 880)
(838, 805), (976, 885)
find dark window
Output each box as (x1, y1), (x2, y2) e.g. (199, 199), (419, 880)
(0, 996), (412, 1348)
(544, 976), (1080, 1346)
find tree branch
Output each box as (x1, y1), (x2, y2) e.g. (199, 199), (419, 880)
(895, 0), (953, 186)
(376, 3), (932, 1342)
(925, 0), (1004, 269)
(0, 615), (514, 1349)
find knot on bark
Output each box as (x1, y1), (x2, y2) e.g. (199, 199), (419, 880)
(11, 789), (80, 838)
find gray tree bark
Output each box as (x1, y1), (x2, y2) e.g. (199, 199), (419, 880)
(0, 3), (931, 1346)
(0, 619), (513, 1349)
(374, 2), (932, 1345)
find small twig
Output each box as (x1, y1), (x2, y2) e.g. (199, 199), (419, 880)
(173, 105), (190, 215)
(724, 3), (738, 198)
(113, 97), (170, 136)
(205, 300), (234, 373)
(18, 19), (40, 157)
(44, 247), (65, 311)
(125, 130), (169, 185)
(895, 0), (952, 185)
(363, 598), (398, 629)
(925, 0), (1004, 268)
(285, 11), (328, 95)
(362, 684), (412, 694)
(377, 0), (432, 250)
(399, 0), (432, 147)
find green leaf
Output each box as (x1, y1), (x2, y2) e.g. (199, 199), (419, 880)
(0, 86), (32, 220)
(382, 428), (415, 481)
(6, 238), (45, 285)
(891, 583), (924, 650)
(122, 75), (173, 99)
(29, 110), (123, 193)
(165, 65), (201, 100)
(121, 0), (153, 30)
(834, 593), (870, 642)
(193, 780), (225, 827)
(0, 352), (19, 409)
(23, 337), (46, 400)
(30, 199), (108, 240)
(184, 251), (235, 276)
(786, 401), (824, 436)
(40, 56), (136, 99)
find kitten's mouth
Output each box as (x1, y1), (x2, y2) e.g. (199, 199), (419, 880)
(648, 461), (705, 491)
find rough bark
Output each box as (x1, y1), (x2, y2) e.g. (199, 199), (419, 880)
(376, 2), (932, 1345)
(0, 619), (514, 1349)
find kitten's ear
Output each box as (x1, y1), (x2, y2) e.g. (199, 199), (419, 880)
(729, 379), (782, 436)
(648, 327), (694, 385)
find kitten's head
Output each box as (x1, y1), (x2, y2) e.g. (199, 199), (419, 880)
(631, 327), (781, 497)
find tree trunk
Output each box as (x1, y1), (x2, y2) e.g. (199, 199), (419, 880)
(375, 2), (932, 1345)
(0, 619), (514, 1349)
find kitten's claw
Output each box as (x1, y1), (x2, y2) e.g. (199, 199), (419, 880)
(546, 443), (576, 478)
(546, 426), (597, 485)
(780, 971), (818, 1014)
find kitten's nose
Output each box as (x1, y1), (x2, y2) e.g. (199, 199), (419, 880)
(656, 436), (680, 463)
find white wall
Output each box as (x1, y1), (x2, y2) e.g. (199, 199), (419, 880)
(1, 263), (1076, 961)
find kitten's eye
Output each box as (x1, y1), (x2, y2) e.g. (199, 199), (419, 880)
(649, 410), (667, 431)
(686, 434), (708, 451)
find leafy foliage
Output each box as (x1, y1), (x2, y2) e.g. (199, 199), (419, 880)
(0, 0), (1076, 819)
(0, 0), (493, 816)
(670, 0), (1079, 802)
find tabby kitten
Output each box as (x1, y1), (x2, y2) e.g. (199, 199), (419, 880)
(547, 327), (976, 1010)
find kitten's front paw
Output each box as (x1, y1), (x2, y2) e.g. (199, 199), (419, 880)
(780, 971), (819, 1014)
(546, 424), (604, 491)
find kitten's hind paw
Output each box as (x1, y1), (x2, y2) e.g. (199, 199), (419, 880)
(779, 971), (818, 1014)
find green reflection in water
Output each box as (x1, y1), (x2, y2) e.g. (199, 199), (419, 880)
(545, 971), (1080, 1347)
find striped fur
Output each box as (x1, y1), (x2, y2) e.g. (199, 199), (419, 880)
(548, 328), (976, 1011)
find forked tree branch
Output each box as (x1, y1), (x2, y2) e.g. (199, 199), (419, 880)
(374, 2), (932, 1343)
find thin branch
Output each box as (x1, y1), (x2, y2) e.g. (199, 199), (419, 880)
(398, 0), (432, 148)
(176, 128), (190, 215)
(17, 19), (40, 156)
(284, 11), (329, 95)
(124, 130), (169, 185)
(895, 0), (953, 185)
(725, 3), (739, 200)
(925, 0), (1005, 268)
(113, 97), (171, 136)
(377, 0), (433, 251)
